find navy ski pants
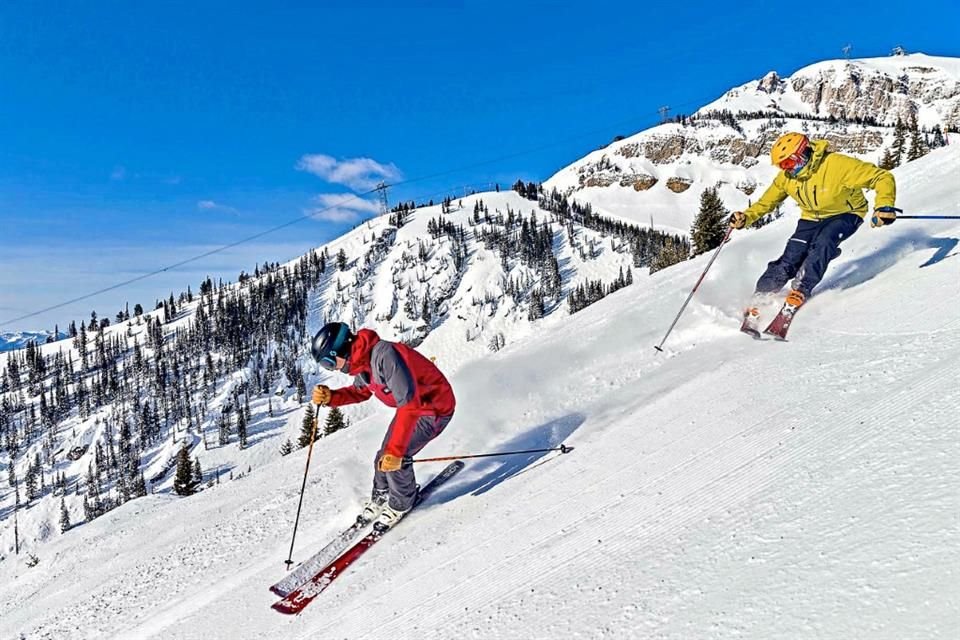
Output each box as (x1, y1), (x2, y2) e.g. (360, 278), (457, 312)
(372, 413), (452, 511)
(755, 213), (863, 297)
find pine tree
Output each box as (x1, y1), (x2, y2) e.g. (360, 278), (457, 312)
(218, 413), (230, 445)
(649, 237), (689, 274)
(133, 472), (148, 498)
(878, 147), (897, 170)
(298, 404), (317, 449)
(890, 117), (907, 167)
(193, 458), (203, 486)
(690, 187), (728, 255)
(907, 115), (927, 161)
(173, 444), (197, 496)
(336, 248), (348, 270)
(237, 410), (248, 448)
(528, 289), (545, 321)
(25, 463), (38, 501)
(931, 125), (946, 148)
(279, 438), (293, 456)
(323, 407), (348, 437)
(59, 497), (71, 533)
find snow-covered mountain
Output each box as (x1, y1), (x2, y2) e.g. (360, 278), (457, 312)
(545, 53), (959, 236)
(0, 331), (66, 353)
(1, 52), (958, 639)
(0, 188), (670, 568)
(1, 140), (957, 640)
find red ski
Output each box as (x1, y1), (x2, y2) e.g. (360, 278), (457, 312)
(763, 301), (801, 340)
(272, 460), (464, 615)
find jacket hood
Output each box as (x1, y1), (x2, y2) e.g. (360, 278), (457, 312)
(347, 328), (380, 375)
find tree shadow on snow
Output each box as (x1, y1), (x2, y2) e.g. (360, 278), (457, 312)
(428, 413), (585, 505)
(819, 234), (959, 293)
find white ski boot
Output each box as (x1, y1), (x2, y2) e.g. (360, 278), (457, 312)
(374, 503), (411, 531)
(358, 490), (388, 524)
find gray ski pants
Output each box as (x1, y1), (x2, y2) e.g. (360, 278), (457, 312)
(373, 413), (453, 511)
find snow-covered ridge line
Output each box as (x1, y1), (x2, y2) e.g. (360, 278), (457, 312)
(545, 53), (959, 237)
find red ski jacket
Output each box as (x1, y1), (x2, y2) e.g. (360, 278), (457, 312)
(328, 329), (455, 458)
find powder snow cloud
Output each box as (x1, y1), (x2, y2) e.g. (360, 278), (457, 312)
(296, 154), (402, 191)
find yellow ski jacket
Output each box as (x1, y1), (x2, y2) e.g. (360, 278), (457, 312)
(743, 140), (897, 226)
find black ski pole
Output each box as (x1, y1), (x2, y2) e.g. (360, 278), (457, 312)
(895, 215), (960, 219)
(413, 444), (574, 463)
(283, 403), (320, 569)
(654, 225), (733, 353)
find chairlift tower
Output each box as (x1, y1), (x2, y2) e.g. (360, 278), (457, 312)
(375, 181), (390, 216)
(658, 105), (671, 124)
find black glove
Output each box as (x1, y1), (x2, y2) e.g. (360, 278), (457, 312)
(871, 206), (901, 228)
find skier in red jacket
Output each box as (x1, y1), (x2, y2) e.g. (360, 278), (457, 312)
(310, 322), (456, 529)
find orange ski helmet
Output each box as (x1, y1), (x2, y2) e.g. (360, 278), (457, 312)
(771, 132), (811, 174)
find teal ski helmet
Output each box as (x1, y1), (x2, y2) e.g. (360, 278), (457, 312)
(311, 322), (354, 371)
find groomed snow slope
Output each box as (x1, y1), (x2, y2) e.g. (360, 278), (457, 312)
(1, 146), (958, 639)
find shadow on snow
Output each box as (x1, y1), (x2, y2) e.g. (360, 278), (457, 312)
(820, 233), (959, 292)
(428, 413), (585, 506)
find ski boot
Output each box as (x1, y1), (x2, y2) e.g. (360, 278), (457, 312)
(373, 503), (411, 532)
(358, 489), (388, 524)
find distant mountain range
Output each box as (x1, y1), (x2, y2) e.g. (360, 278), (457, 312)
(0, 330), (67, 352)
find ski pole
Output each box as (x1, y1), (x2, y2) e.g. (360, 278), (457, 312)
(895, 215), (960, 219)
(654, 226), (733, 353)
(413, 444), (574, 463)
(283, 403), (320, 569)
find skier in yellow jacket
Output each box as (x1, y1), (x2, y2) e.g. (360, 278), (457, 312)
(731, 132), (898, 328)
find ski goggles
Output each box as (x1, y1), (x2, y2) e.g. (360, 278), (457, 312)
(317, 352), (339, 371)
(778, 138), (810, 174)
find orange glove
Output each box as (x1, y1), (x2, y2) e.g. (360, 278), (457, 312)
(378, 454), (403, 472)
(312, 385), (331, 406)
(729, 211), (747, 229)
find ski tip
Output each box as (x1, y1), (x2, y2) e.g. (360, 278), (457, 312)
(269, 586), (287, 597)
(271, 601), (301, 615)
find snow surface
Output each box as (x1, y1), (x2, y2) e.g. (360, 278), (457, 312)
(1, 143), (957, 638)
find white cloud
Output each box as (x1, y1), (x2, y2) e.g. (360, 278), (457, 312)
(308, 193), (380, 223)
(296, 154), (402, 191)
(197, 200), (237, 214)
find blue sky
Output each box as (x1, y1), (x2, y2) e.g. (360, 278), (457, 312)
(1, 0), (958, 332)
